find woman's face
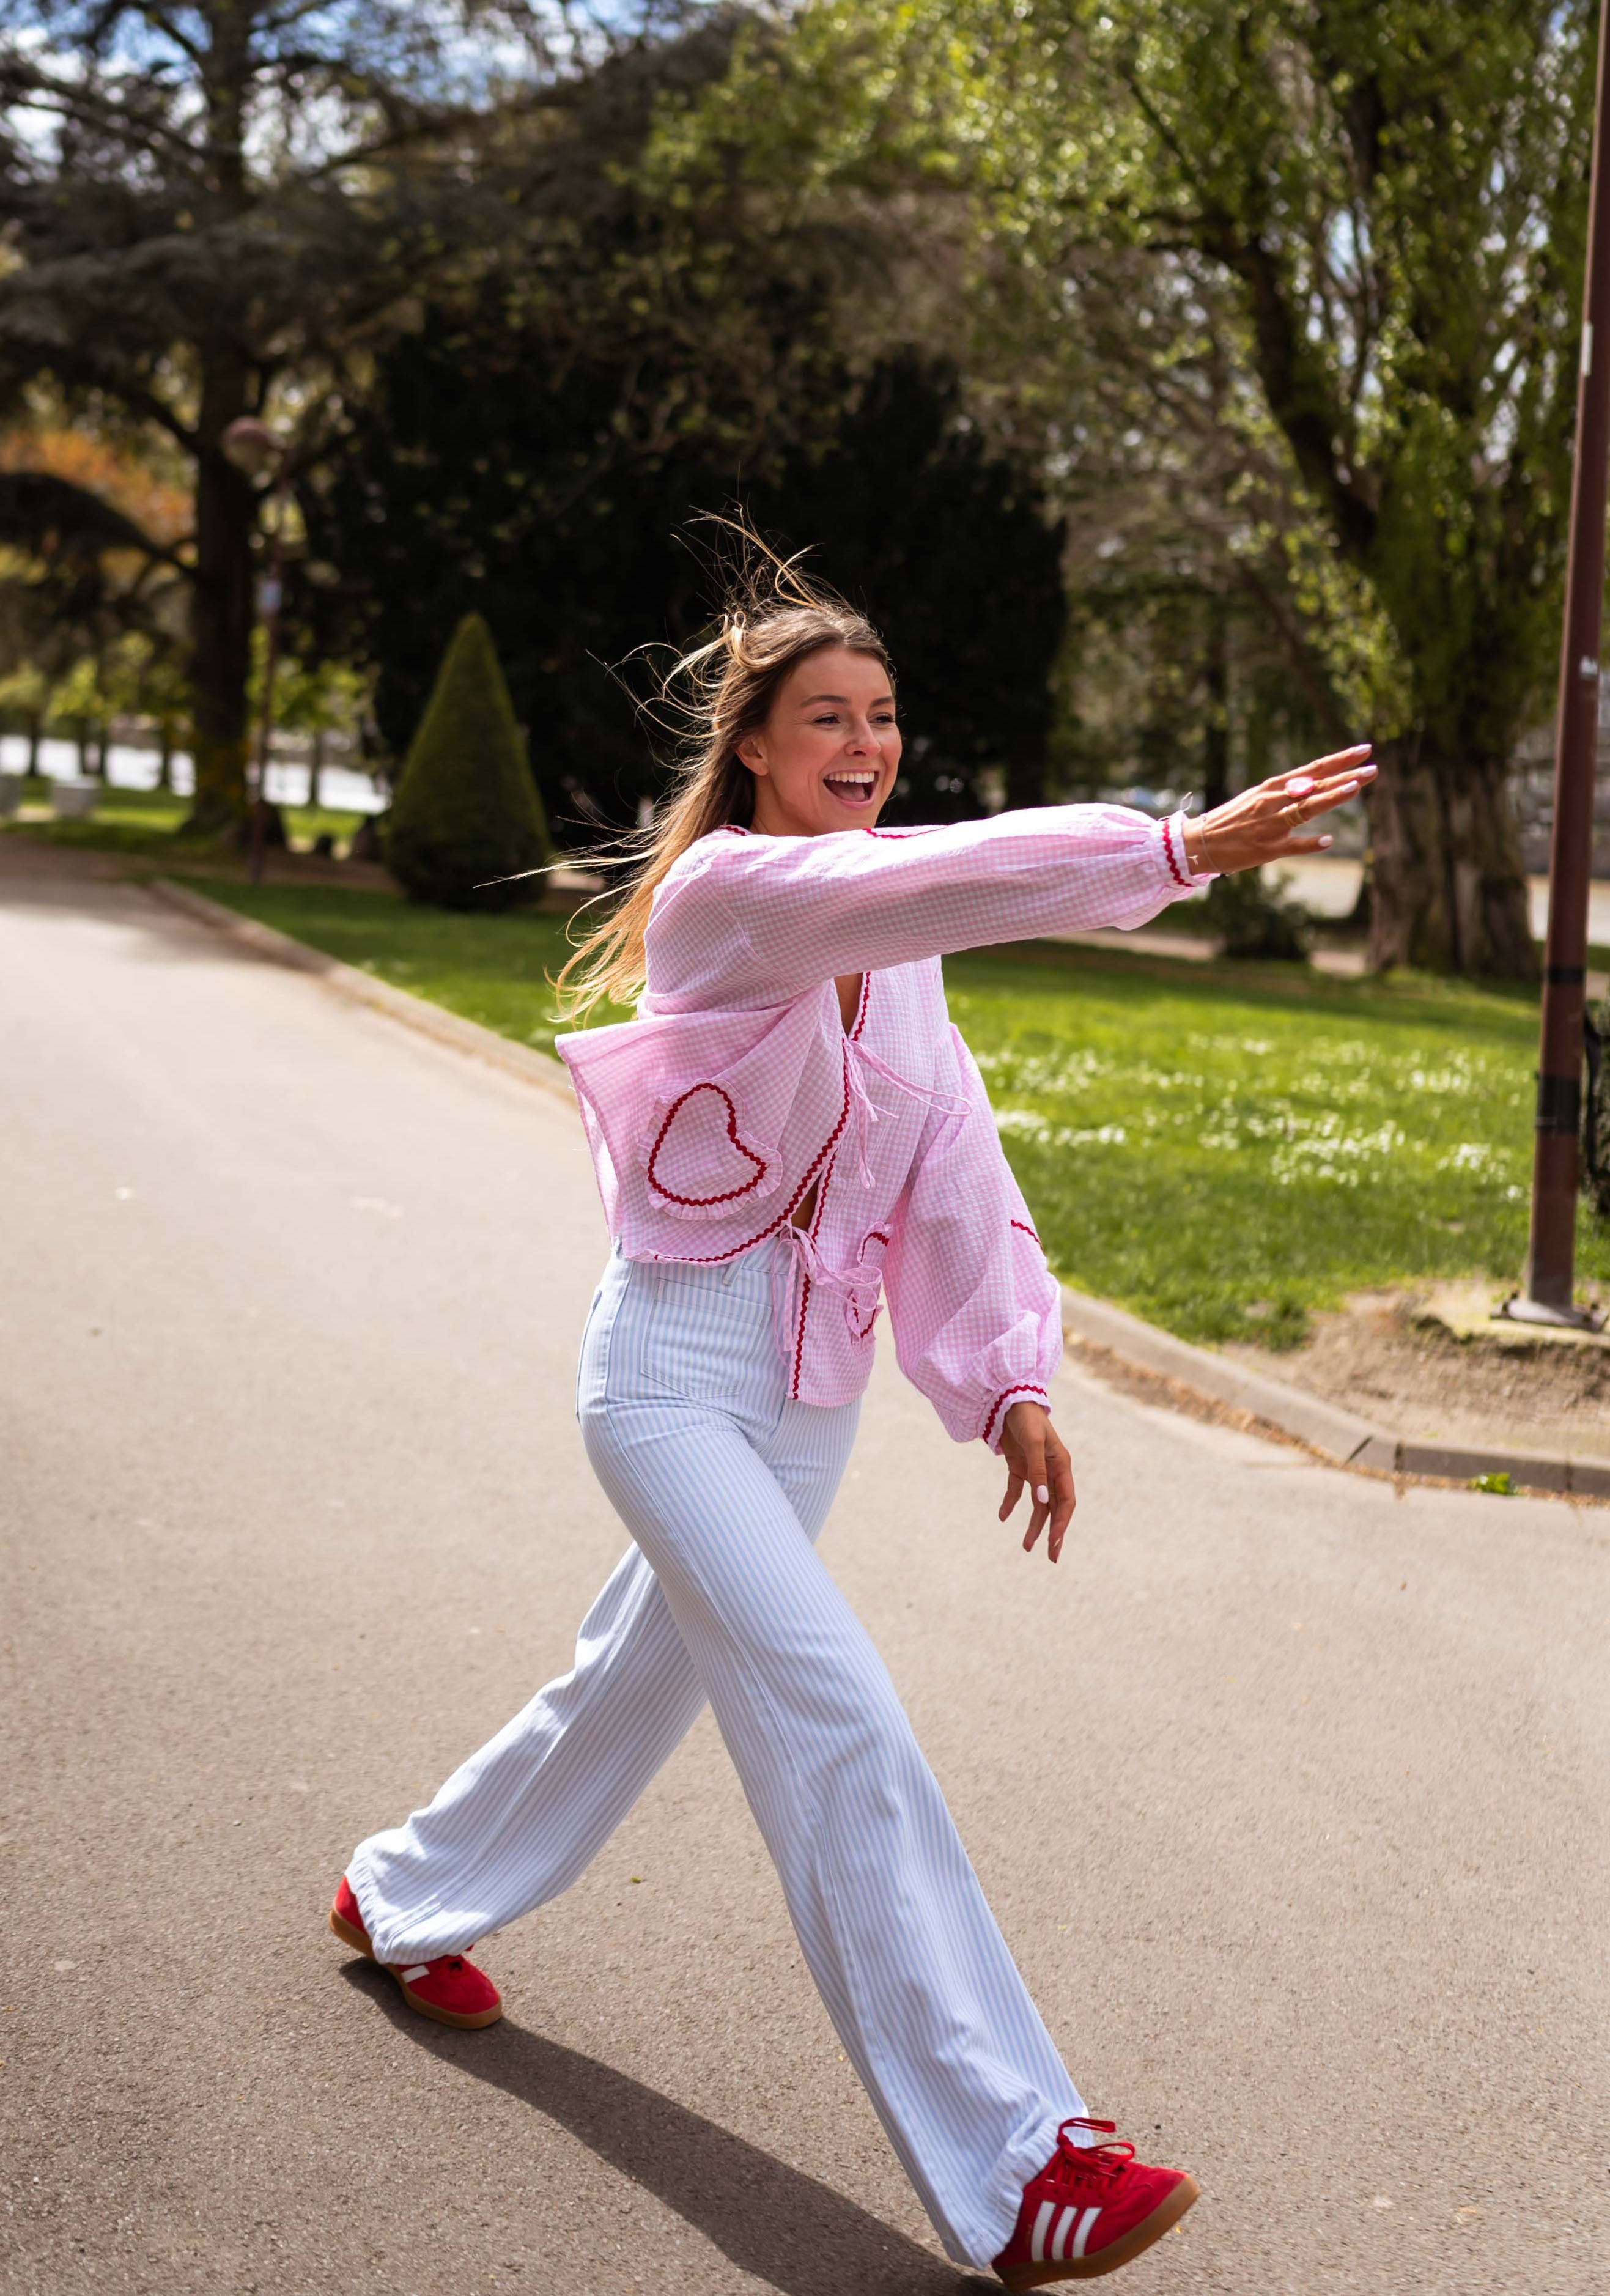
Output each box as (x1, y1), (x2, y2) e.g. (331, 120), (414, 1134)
(737, 644), (901, 837)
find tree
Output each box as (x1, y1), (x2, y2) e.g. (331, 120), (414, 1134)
(298, 26), (1066, 832)
(385, 613), (551, 907)
(267, 653), (369, 812)
(671, 0), (1596, 975)
(0, 1), (594, 835)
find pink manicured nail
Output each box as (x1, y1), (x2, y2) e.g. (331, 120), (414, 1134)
(1036, 1484), (1050, 1505)
(1286, 776), (1315, 794)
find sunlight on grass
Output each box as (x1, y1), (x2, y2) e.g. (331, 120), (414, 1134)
(944, 947), (1608, 1346)
(190, 876), (632, 1048)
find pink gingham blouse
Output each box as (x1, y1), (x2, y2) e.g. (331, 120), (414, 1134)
(556, 806), (1208, 1448)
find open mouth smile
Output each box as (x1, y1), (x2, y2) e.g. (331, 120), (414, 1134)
(822, 770), (881, 807)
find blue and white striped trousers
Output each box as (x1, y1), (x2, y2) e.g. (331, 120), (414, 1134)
(349, 1238), (1086, 2268)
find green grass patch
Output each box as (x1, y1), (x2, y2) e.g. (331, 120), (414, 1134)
(191, 876), (1610, 1350)
(188, 876), (632, 1050)
(944, 943), (1608, 1346)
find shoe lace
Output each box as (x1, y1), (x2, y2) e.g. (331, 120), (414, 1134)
(445, 1957), (464, 1972)
(1045, 2117), (1135, 2195)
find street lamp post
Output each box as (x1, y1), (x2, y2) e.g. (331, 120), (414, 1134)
(1507, 0), (1610, 1332)
(220, 418), (291, 890)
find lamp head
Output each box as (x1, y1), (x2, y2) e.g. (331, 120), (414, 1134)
(220, 418), (285, 479)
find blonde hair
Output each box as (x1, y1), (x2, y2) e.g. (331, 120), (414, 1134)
(555, 525), (893, 1021)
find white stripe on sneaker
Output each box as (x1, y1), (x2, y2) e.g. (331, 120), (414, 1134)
(1050, 2204), (1078, 2260)
(1071, 2205), (1102, 2260)
(399, 1965), (433, 1984)
(1030, 2199), (1057, 2263)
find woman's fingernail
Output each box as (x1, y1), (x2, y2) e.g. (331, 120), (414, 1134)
(1318, 835), (1333, 847)
(1036, 1485), (1050, 1504)
(1286, 776), (1315, 794)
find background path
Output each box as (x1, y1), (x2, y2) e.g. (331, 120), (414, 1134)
(3, 850), (1607, 2296)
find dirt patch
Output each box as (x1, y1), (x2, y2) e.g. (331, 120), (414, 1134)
(1222, 1289), (1610, 1460)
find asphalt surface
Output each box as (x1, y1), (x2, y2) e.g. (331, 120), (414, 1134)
(4, 849), (1608, 2296)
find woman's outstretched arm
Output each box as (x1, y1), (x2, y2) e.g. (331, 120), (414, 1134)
(646, 803), (1203, 1008)
(644, 751), (1372, 1010)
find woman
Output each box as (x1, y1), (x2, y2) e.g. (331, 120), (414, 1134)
(329, 556), (1372, 2286)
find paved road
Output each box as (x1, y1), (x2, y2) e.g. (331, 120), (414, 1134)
(4, 851), (1608, 2296)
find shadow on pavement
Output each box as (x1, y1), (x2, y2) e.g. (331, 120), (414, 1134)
(339, 1959), (981, 2296)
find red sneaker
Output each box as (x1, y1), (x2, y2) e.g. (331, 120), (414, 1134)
(993, 2117), (1198, 2286)
(328, 1875), (503, 2031)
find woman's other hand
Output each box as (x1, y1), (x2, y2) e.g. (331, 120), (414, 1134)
(1180, 745), (1375, 877)
(999, 1401), (1077, 1563)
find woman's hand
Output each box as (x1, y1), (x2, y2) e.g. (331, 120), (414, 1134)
(999, 1401), (1077, 1563)
(1180, 745), (1375, 878)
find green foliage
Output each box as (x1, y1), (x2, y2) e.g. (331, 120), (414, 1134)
(1469, 1472), (1517, 1496)
(385, 615), (550, 910)
(0, 2), (593, 813)
(661, 0), (1591, 968)
(1205, 869), (1310, 963)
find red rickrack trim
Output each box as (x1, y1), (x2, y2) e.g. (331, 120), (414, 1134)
(847, 1227), (891, 1339)
(981, 1384), (1049, 1447)
(1009, 1218), (1041, 1247)
(651, 1041), (856, 1269)
(646, 1083), (767, 1209)
(860, 824), (943, 840)
(722, 822), (750, 835)
(791, 1271), (813, 1396)
(1161, 814), (1191, 890)
(849, 969), (871, 1040)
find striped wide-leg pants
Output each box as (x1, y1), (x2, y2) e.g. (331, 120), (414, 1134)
(347, 1239), (1086, 2268)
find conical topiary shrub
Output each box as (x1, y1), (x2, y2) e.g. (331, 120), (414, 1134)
(385, 613), (550, 909)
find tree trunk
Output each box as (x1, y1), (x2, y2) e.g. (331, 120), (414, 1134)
(75, 720), (91, 777)
(308, 724), (325, 812)
(157, 718), (174, 791)
(183, 356), (256, 837)
(1366, 735), (1535, 978)
(1003, 745), (1046, 810)
(24, 712), (40, 776)
(1201, 589), (1231, 811)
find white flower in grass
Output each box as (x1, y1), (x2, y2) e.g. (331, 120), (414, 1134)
(1440, 1142), (1503, 1176)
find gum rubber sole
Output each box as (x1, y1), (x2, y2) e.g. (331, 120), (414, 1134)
(996, 2173), (1200, 2286)
(328, 1902), (504, 2031)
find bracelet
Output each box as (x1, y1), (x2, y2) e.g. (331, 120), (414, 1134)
(1186, 815), (1212, 876)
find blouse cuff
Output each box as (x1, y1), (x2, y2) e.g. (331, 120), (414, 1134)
(981, 1384), (1051, 1453)
(1159, 810), (1215, 893)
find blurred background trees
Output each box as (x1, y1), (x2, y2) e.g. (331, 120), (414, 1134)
(0, 0), (1600, 972)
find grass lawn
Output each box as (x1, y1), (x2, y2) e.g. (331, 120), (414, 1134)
(182, 872), (1610, 1349)
(189, 875), (635, 1046)
(945, 945), (1608, 1346)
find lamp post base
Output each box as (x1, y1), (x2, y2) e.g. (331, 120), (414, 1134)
(1494, 1293), (1608, 1333)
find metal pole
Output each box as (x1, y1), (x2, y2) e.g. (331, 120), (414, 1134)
(1508, 0), (1610, 1331)
(248, 472), (287, 890)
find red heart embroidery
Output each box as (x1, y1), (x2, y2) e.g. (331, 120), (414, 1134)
(646, 1083), (768, 1208)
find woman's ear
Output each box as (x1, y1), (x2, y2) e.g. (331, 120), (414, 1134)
(736, 733), (769, 778)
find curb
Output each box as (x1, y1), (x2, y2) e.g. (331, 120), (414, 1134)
(151, 874), (1610, 1504)
(1058, 1286), (1610, 1501)
(146, 878), (575, 1107)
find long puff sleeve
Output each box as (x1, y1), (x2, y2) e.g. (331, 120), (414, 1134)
(644, 806), (1208, 1011)
(881, 1021), (1063, 1451)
